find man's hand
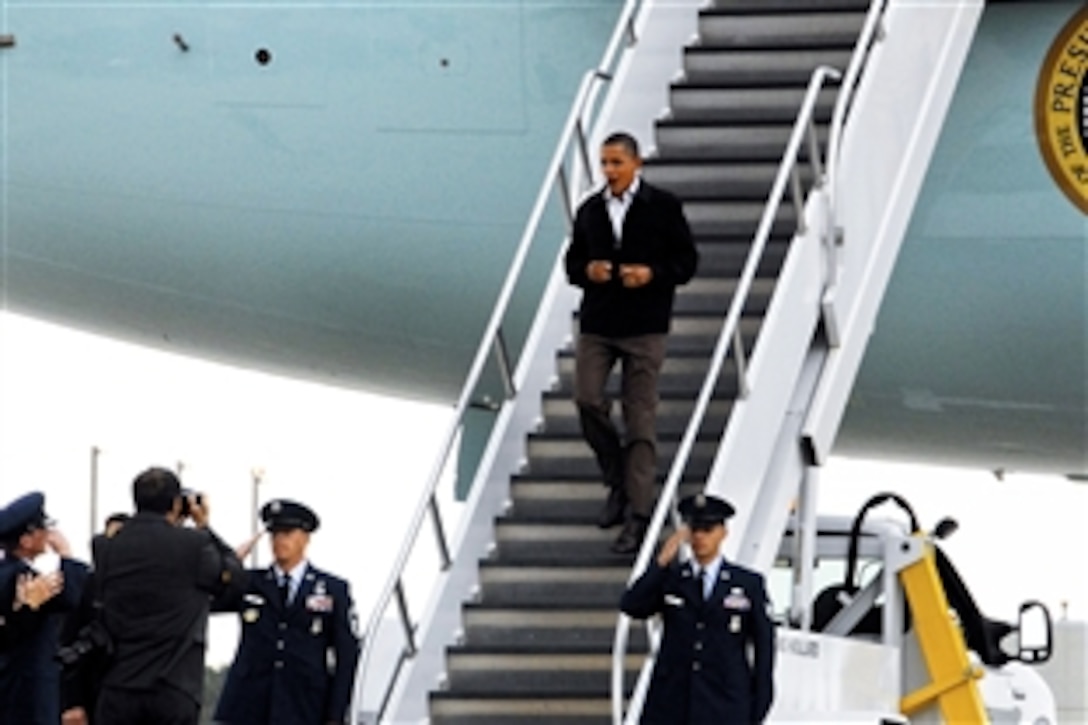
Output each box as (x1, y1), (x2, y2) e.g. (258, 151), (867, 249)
(586, 260), (613, 283)
(15, 571), (64, 610)
(46, 528), (73, 558)
(656, 526), (689, 568)
(189, 494), (210, 529)
(619, 264), (652, 288)
(235, 530), (265, 561)
(61, 707), (88, 725)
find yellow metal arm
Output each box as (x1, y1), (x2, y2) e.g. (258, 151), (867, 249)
(898, 536), (988, 723)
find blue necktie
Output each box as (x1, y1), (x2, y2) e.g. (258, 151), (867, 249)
(279, 575), (290, 606)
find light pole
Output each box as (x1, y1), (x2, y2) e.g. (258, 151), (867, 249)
(250, 467), (265, 568)
(90, 446), (100, 536)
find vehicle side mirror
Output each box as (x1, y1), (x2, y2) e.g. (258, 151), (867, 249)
(931, 517), (958, 540)
(1016, 600), (1053, 664)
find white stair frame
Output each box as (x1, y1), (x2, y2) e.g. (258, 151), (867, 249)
(709, 0), (986, 574)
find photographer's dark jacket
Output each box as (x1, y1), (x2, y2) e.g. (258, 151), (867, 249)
(95, 513), (246, 705)
(0, 555), (88, 725)
(564, 181), (698, 338)
(214, 564), (359, 725)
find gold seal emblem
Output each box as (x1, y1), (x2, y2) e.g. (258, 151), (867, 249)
(1035, 6), (1088, 213)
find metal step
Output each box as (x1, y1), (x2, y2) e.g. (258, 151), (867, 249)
(478, 562), (630, 607)
(653, 122), (824, 158)
(708, 0), (870, 11)
(695, 236), (791, 277)
(643, 158), (809, 200)
(443, 649), (641, 695)
(668, 85), (838, 125)
(698, 9), (866, 48)
(507, 478), (706, 522)
(430, 692), (614, 725)
(683, 46), (853, 85)
(548, 346), (744, 393)
(493, 520), (667, 560)
(462, 605), (651, 650)
(524, 434), (719, 479)
(569, 312), (761, 353)
(684, 199), (797, 237)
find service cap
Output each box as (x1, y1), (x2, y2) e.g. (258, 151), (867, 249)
(678, 493), (735, 527)
(260, 499), (320, 533)
(0, 492), (49, 540)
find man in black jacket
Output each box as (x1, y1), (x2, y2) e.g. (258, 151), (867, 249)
(564, 131), (698, 553)
(94, 467), (246, 725)
(620, 494), (775, 723)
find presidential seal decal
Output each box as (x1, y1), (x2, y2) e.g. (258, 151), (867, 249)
(1035, 6), (1088, 213)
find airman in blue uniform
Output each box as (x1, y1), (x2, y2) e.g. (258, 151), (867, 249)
(215, 499), (359, 725)
(620, 494), (775, 724)
(0, 491), (89, 725)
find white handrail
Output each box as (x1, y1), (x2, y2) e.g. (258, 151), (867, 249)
(350, 0), (650, 721)
(826, 0), (890, 274)
(610, 65), (843, 725)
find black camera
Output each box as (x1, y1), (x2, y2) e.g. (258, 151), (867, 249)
(179, 488), (204, 518)
(56, 620), (113, 669)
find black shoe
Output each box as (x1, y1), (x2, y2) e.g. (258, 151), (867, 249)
(597, 487), (627, 529)
(611, 516), (649, 554)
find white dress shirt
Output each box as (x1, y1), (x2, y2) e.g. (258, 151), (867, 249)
(604, 176), (640, 245)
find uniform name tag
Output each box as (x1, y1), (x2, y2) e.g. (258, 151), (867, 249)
(664, 594), (684, 607)
(306, 594), (333, 612)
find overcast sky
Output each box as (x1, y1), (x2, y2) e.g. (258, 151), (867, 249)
(0, 311), (1084, 669)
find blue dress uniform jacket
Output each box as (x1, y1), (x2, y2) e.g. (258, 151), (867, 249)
(215, 564), (360, 725)
(0, 555), (89, 725)
(620, 557), (775, 724)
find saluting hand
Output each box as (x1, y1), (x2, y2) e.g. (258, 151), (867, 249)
(235, 529), (265, 560)
(46, 528), (73, 558)
(656, 526), (689, 568)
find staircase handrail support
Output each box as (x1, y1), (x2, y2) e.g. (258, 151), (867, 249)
(610, 65), (843, 725)
(825, 0), (890, 280)
(350, 0), (653, 719)
(803, 0), (985, 465)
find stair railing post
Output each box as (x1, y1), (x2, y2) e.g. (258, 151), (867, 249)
(428, 493), (453, 571)
(790, 165), (807, 235)
(557, 164), (575, 225)
(576, 120), (593, 183)
(394, 579), (416, 657)
(492, 329), (517, 400)
(733, 326), (750, 400)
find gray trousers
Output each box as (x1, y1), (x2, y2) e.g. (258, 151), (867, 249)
(574, 333), (666, 517)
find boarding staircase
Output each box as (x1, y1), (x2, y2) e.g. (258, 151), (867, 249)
(428, 3), (863, 723)
(354, 0), (982, 722)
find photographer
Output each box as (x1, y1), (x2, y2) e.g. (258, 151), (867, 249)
(0, 491), (89, 725)
(92, 467), (246, 725)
